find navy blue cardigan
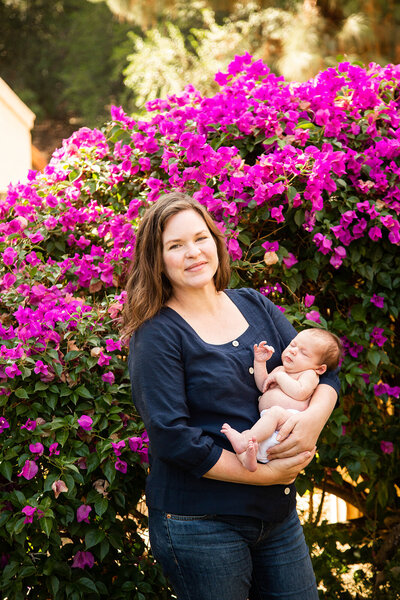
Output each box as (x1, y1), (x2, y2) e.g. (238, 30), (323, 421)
(128, 288), (340, 522)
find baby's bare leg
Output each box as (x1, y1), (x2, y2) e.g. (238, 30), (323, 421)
(221, 423), (250, 455)
(241, 437), (258, 472)
(221, 424), (259, 472)
(248, 406), (289, 443)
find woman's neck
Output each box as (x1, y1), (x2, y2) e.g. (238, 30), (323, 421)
(167, 284), (222, 317)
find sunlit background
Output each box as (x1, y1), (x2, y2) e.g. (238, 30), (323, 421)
(1, 0), (399, 173)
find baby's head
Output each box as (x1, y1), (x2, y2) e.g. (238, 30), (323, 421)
(282, 328), (343, 375)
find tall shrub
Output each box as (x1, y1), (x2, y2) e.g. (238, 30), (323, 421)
(1, 55), (399, 598)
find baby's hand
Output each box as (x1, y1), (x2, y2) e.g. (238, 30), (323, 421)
(262, 373), (277, 392)
(254, 341), (275, 363)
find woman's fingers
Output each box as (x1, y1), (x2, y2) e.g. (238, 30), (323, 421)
(267, 447), (316, 484)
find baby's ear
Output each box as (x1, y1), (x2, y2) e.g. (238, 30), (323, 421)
(315, 364), (327, 375)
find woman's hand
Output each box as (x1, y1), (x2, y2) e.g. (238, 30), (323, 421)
(263, 447), (317, 485)
(204, 447), (316, 486)
(267, 383), (337, 460)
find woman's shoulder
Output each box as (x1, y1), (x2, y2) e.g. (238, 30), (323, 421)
(129, 308), (183, 348)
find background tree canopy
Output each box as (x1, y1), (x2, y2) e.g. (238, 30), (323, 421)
(1, 0), (400, 157)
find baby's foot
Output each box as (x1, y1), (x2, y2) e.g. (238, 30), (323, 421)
(240, 438), (258, 472)
(221, 423), (248, 454)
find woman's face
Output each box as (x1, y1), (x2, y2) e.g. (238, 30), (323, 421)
(162, 209), (219, 293)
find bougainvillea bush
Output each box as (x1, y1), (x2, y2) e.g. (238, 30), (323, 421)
(1, 54), (399, 599)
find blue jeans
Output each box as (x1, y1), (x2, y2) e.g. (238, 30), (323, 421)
(148, 508), (318, 600)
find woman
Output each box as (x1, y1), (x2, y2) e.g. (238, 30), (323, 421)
(123, 192), (340, 600)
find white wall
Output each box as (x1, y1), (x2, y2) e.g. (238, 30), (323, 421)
(0, 79), (35, 193)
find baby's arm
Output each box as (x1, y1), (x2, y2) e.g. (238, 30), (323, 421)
(266, 369), (319, 402)
(253, 341), (275, 392)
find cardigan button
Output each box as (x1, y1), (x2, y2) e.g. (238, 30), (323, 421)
(284, 487), (290, 495)
(249, 367), (254, 374)
(232, 340), (239, 347)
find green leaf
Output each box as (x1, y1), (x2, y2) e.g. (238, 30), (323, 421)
(367, 349), (381, 368)
(34, 381), (49, 392)
(237, 232), (251, 245)
(64, 350), (82, 361)
(305, 263), (319, 281)
(76, 386), (93, 399)
(102, 460), (116, 485)
(351, 304), (367, 322)
(20, 565), (36, 578)
(229, 271), (240, 289)
(41, 517), (53, 537)
(98, 539), (110, 561)
(85, 528), (105, 548)
(0, 460), (12, 481)
(14, 388), (29, 399)
(13, 516), (27, 535)
(94, 496), (108, 517)
(377, 271), (392, 289)
(49, 575), (59, 596)
(78, 577), (99, 594)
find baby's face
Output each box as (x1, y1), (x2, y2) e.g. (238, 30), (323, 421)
(281, 330), (325, 374)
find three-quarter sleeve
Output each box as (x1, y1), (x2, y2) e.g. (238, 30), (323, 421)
(128, 320), (222, 478)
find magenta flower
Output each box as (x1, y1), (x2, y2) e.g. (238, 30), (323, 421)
(368, 226), (382, 241)
(115, 459), (127, 473)
(313, 233), (332, 254)
(22, 506), (39, 524)
(34, 360), (50, 377)
(304, 294), (315, 307)
(139, 447), (149, 464)
(1, 273), (16, 289)
(306, 310), (321, 324)
(0, 417), (10, 433)
(111, 440), (126, 456)
(76, 504), (92, 523)
(102, 372), (115, 384)
(282, 253), (298, 268)
(49, 442), (60, 456)
(105, 339), (122, 352)
(261, 241), (279, 252)
(227, 238), (242, 261)
(4, 363), (21, 378)
(2, 247), (18, 266)
(21, 418), (37, 431)
(380, 441), (394, 454)
(18, 460), (38, 480)
(97, 351), (111, 367)
(77, 415), (93, 431)
(72, 550), (95, 569)
(370, 294), (384, 308)
(29, 442), (44, 455)
(128, 436), (143, 452)
(329, 246), (346, 269)
(371, 327), (387, 347)
(271, 206), (285, 223)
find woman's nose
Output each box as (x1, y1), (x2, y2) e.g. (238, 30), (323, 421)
(185, 243), (201, 257)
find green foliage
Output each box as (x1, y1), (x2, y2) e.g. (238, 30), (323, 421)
(0, 0), (136, 126)
(1, 55), (400, 597)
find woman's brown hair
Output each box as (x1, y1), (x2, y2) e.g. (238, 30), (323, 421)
(122, 192), (231, 338)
